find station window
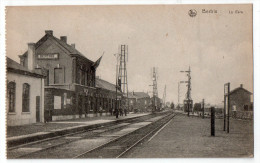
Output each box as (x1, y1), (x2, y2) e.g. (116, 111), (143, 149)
(22, 83), (30, 112)
(81, 70), (85, 85)
(78, 69), (81, 84)
(54, 68), (63, 84)
(63, 93), (67, 109)
(88, 71), (92, 86)
(85, 72), (88, 85)
(44, 70), (49, 86)
(8, 81), (16, 112)
(90, 97), (93, 111)
(244, 105), (249, 111)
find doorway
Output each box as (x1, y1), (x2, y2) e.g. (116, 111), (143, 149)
(36, 96), (40, 122)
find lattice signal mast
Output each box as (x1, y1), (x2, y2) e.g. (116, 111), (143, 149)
(152, 67), (158, 110)
(118, 45), (129, 109)
(180, 66), (192, 116)
(152, 67), (158, 97)
(162, 85), (166, 108)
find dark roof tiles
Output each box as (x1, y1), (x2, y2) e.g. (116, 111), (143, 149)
(7, 57), (29, 72)
(127, 92), (150, 99)
(96, 78), (120, 92)
(20, 32), (94, 64)
(6, 57), (44, 78)
(229, 87), (252, 95)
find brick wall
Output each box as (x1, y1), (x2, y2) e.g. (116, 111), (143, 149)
(35, 39), (74, 85)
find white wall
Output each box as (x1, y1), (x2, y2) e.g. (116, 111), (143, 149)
(7, 72), (44, 126)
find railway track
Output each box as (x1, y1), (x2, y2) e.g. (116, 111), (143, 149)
(74, 113), (175, 158)
(8, 111), (172, 159)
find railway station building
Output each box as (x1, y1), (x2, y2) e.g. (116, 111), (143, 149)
(19, 30), (122, 121)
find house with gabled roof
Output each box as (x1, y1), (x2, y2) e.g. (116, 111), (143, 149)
(128, 91), (151, 112)
(229, 84), (253, 119)
(18, 30), (106, 121)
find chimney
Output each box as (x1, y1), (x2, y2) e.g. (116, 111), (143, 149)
(60, 36), (67, 43)
(45, 30), (53, 36)
(27, 43), (36, 71)
(132, 91), (134, 95)
(240, 84), (243, 88)
(71, 44), (75, 48)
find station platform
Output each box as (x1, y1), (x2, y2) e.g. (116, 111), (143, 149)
(7, 113), (150, 147)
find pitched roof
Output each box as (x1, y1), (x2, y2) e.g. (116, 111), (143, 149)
(229, 87), (252, 95)
(96, 78), (121, 92)
(126, 93), (136, 98)
(19, 32), (94, 64)
(127, 92), (150, 99)
(134, 92), (150, 99)
(6, 57), (44, 78)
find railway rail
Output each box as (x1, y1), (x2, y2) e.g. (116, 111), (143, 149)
(75, 113), (175, 158)
(7, 111), (174, 159)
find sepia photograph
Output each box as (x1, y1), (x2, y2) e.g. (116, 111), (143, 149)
(1, 2), (257, 160)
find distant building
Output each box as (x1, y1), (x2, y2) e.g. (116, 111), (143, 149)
(135, 92), (151, 112)
(6, 57), (45, 126)
(166, 102), (171, 108)
(18, 30), (121, 121)
(193, 103), (202, 112)
(229, 84), (253, 119)
(127, 93), (137, 112)
(203, 103), (212, 115)
(128, 91), (151, 112)
(176, 103), (184, 110)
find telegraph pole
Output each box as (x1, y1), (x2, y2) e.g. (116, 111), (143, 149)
(224, 91), (226, 131)
(224, 82), (230, 133)
(202, 99), (205, 119)
(178, 82), (180, 108)
(180, 66), (192, 116)
(227, 83), (230, 133)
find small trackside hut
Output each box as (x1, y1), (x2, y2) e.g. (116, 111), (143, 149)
(229, 84), (253, 119)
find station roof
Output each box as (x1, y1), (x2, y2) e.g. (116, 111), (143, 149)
(127, 92), (150, 99)
(19, 30), (95, 64)
(96, 78), (121, 93)
(229, 87), (252, 95)
(6, 57), (45, 78)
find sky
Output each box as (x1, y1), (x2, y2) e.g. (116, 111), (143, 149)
(6, 5), (253, 106)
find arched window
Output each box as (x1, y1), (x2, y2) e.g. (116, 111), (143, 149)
(22, 83), (30, 112)
(8, 81), (16, 112)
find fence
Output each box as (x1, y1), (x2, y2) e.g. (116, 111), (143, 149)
(232, 111), (253, 120)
